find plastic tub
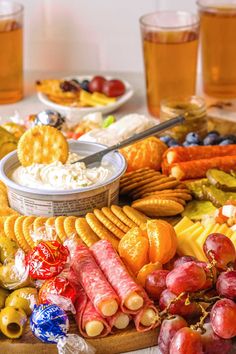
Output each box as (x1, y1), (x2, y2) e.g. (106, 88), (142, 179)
(0, 141), (126, 216)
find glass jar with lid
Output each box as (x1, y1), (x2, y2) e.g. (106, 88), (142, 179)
(160, 96), (208, 142)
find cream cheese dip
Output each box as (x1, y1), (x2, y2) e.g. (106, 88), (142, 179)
(11, 153), (113, 191)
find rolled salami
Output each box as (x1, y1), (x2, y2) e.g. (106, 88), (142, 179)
(170, 155), (236, 180)
(91, 240), (145, 315)
(164, 145), (236, 165)
(134, 303), (160, 332)
(107, 310), (131, 330)
(71, 244), (119, 317)
(74, 281), (111, 338)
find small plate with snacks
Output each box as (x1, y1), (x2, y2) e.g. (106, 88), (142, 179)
(36, 75), (134, 118)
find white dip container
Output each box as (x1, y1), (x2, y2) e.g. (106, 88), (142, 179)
(0, 141), (126, 217)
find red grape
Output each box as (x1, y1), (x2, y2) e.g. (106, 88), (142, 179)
(173, 256), (198, 268)
(216, 270), (236, 300)
(203, 233), (236, 269)
(145, 270), (169, 300)
(102, 79), (125, 97)
(201, 322), (232, 354)
(158, 315), (187, 354)
(170, 327), (204, 354)
(166, 261), (206, 295)
(88, 76), (107, 93)
(210, 299), (236, 339)
(159, 289), (201, 318)
(197, 262), (217, 289)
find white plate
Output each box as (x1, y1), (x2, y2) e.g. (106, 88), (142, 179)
(37, 75), (134, 120)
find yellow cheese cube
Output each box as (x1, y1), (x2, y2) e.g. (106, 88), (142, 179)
(229, 231), (236, 247)
(174, 216), (194, 235)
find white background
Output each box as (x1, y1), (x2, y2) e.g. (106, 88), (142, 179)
(18, 0), (197, 73)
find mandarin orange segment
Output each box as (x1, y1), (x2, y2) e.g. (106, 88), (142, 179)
(139, 223), (148, 238)
(136, 261), (162, 287)
(118, 227), (149, 275)
(120, 137), (167, 172)
(147, 219), (177, 264)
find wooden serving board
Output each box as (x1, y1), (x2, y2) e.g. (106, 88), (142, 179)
(0, 322), (158, 354)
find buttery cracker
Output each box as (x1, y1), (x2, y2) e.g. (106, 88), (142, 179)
(93, 209), (125, 239)
(18, 126), (69, 167)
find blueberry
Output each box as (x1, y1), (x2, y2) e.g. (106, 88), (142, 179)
(160, 135), (172, 144)
(221, 134), (236, 143)
(183, 141), (199, 147)
(186, 132), (201, 144)
(80, 79), (90, 92)
(207, 130), (220, 137)
(219, 139), (235, 146)
(168, 138), (180, 147)
(203, 135), (220, 145)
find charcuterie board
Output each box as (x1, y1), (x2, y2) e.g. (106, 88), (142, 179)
(0, 323), (158, 354)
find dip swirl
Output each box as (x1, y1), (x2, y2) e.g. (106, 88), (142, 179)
(11, 153), (113, 190)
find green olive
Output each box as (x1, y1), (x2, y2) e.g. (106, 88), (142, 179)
(0, 306), (27, 338)
(5, 287), (38, 316)
(0, 235), (18, 263)
(0, 288), (10, 309)
(0, 262), (32, 290)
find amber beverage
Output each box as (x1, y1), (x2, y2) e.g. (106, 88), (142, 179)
(198, 1), (236, 98)
(140, 12), (199, 118)
(0, 2), (23, 104)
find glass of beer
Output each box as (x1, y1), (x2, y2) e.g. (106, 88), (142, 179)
(197, 0), (236, 98)
(0, 1), (23, 104)
(140, 11), (199, 118)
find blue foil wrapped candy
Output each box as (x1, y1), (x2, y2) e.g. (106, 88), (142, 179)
(30, 304), (69, 343)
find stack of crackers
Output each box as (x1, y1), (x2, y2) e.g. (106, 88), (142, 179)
(120, 168), (192, 217)
(1, 205), (148, 253)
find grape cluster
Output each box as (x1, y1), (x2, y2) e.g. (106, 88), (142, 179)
(144, 233), (236, 353)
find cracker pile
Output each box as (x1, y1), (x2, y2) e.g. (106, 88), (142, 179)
(120, 168), (192, 217)
(1, 205), (148, 252)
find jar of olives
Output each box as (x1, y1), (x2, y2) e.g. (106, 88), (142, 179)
(160, 96), (208, 142)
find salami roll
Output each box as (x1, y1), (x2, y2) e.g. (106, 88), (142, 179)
(91, 240), (145, 315)
(71, 244), (119, 317)
(134, 303), (160, 332)
(74, 281), (111, 338)
(107, 310), (131, 330)
(170, 155), (236, 180)
(164, 145), (236, 165)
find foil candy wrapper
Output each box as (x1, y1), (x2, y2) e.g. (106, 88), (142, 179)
(39, 276), (77, 314)
(57, 334), (96, 354)
(34, 110), (66, 130)
(31, 304), (96, 353)
(30, 304), (69, 343)
(26, 241), (69, 280)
